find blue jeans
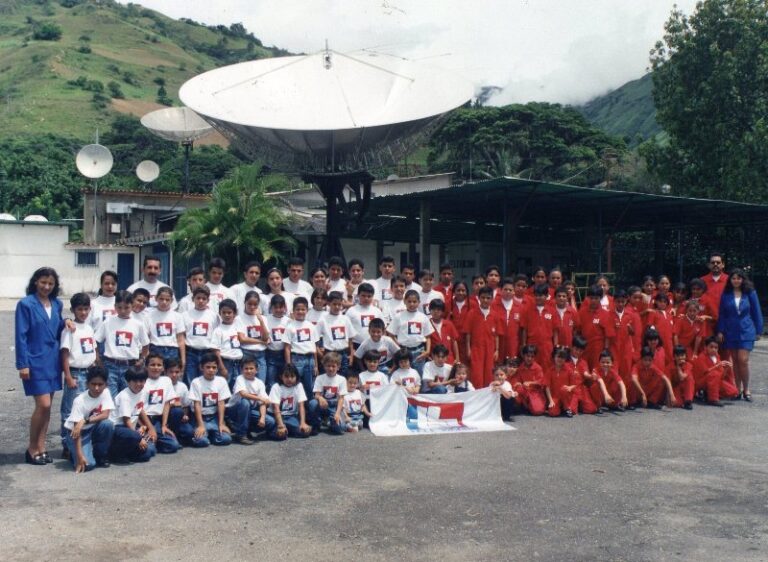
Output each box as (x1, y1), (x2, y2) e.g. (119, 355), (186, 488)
(222, 358), (241, 390)
(422, 384), (448, 394)
(185, 347), (209, 386)
(406, 344), (426, 375)
(242, 350), (267, 386)
(110, 425), (157, 462)
(291, 353), (316, 399)
(60, 367), (89, 445)
(149, 345), (180, 362)
(265, 350), (285, 392)
(104, 358), (133, 398)
(167, 406), (200, 447)
(269, 413), (312, 440)
(226, 400), (276, 437)
(314, 397), (346, 434)
(64, 420), (114, 470)
(193, 415), (233, 447)
(322, 349), (350, 377)
(149, 417), (181, 453)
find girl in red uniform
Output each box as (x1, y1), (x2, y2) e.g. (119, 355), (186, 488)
(520, 284), (556, 370)
(692, 337), (739, 406)
(548, 346), (597, 417)
(428, 300), (460, 365)
(526, 266), (548, 297)
(610, 289), (640, 385)
(577, 285), (616, 370)
(552, 286), (579, 350)
(484, 265), (502, 301)
(510, 345), (548, 416)
(494, 278), (523, 362)
(672, 282), (688, 317)
(645, 292), (674, 355)
(463, 287), (503, 389)
(547, 267), (564, 300)
(642, 328), (667, 371)
(673, 300), (704, 359)
(688, 279), (717, 338)
(669, 345), (694, 409)
(449, 281), (471, 364)
(631, 346), (676, 409)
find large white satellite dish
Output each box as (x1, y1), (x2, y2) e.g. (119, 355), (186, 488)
(136, 160), (160, 183)
(140, 107), (214, 143)
(179, 48), (473, 169)
(76, 144), (114, 179)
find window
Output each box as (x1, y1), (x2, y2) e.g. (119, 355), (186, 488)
(75, 250), (98, 267)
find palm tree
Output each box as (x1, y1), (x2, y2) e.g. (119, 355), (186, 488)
(170, 164), (297, 276)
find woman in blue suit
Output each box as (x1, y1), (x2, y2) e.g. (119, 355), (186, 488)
(717, 268), (764, 402)
(15, 267), (66, 465)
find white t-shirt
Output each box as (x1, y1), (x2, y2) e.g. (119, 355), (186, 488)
(177, 293), (216, 315)
(359, 370), (390, 397)
(144, 376), (176, 416)
(60, 321), (97, 369)
(132, 310), (152, 335)
(283, 278), (313, 300)
(127, 279), (174, 309)
(422, 361), (452, 384)
(327, 278), (347, 294)
(382, 299), (406, 327)
(420, 290), (445, 314)
(212, 319), (245, 360)
(182, 308), (220, 350)
(388, 310), (434, 347)
(147, 308), (185, 347)
(96, 316), (149, 360)
(354, 335), (401, 368)
(206, 282), (234, 311)
(238, 313), (268, 352)
(312, 373), (348, 401)
(317, 313), (356, 351)
(188, 375), (232, 416)
(229, 375), (269, 408)
(374, 277), (394, 302)
(110, 387), (148, 426)
(231, 282), (263, 310)
(343, 389), (365, 417)
(88, 295), (116, 331)
(390, 367), (421, 389)
(64, 390), (115, 430)
(260, 292), (295, 315)
(405, 281), (423, 293)
(268, 383), (307, 417)
(307, 308), (327, 325)
(265, 314), (291, 351)
(284, 319), (320, 355)
(170, 380), (191, 408)
(345, 304), (384, 344)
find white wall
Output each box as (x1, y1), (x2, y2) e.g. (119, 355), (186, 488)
(0, 222), (71, 298)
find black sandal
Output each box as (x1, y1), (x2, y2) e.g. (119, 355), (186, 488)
(25, 450), (46, 466)
(41, 451), (53, 463)
(743, 392), (753, 402)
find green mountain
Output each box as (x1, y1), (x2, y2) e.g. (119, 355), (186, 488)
(0, 0), (286, 139)
(578, 73), (661, 146)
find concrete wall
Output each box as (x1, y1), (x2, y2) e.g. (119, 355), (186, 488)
(0, 222), (71, 297)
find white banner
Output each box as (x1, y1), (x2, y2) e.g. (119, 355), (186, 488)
(369, 385), (515, 437)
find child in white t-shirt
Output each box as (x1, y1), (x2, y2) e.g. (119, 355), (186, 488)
(448, 363), (476, 393)
(226, 356), (275, 444)
(63, 365), (115, 472)
(95, 290), (150, 398)
(490, 365), (517, 421)
(307, 289), (328, 325)
(265, 294), (291, 392)
(182, 286), (220, 386)
(313, 352), (348, 434)
(418, 270), (445, 315)
(390, 349), (421, 395)
(342, 372), (368, 432)
(421, 344), (454, 394)
(381, 276), (407, 328)
(345, 283), (384, 346)
(283, 297), (320, 399)
(188, 353), (233, 447)
(237, 290), (270, 385)
(163, 358), (198, 446)
(387, 290), (433, 375)
(60, 292), (98, 454)
(109, 368), (157, 463)
(212, 299), (245, 389)
(317, 291), (356, 377)
(88, 270), (117, 333)
(205, 257), (234, 311)
(353, 318), (400, 374)
(176, 267), (207, 314)
(147, 286), (185, 364)
(143, 353), (180, 454)
(268, 364), (313, 440)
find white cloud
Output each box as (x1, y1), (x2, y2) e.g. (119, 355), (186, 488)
(119, 0), (699, 105)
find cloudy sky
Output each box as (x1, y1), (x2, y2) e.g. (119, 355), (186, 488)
(121, 0), (700, 106)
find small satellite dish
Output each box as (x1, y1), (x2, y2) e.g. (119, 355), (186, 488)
(136, 160), (160, 183)
(76, 144), (114, 179)
(386, 174), (400, 182)
(140, 107), (214, 143)
(0, 212), (16, 221)
(23, 215), (48, 222)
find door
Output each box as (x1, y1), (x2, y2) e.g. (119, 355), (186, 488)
(117, 253), (135, 290)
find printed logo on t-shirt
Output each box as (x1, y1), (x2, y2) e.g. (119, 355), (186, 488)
(132, 401), (145, 416)
(229, 334), (241, 348)
(115, 331), (134, 347)
(271, 327), (285, 342)
(148, 388), (164, 405)
(544, 313), (552, 320)
(102, 309), (116, 320)
(407, 321), (422, 335)
(347, 398), (362, 413)
(87, 404), (103, 418)
(247, 325), (261, 338)
(360, 315), (374, 328)
(156, 322), (173, 337)
(323, 385), (338, 399)
(202, 392), (218, 408)
(192, 322), (209, 336)
(79, 337), (95, 354)
(593, 318), (601, 325)
(401, 376), (417, 386)
(296, 327), (311, 343)
(280, 395), (295, 413)
(381, 288), (393, 301)
(331, 326), (346, 341)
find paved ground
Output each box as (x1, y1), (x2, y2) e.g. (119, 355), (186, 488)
(1, 309), (766, 561)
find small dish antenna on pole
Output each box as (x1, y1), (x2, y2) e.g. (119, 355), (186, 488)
(76, 141), (113, 242)
(136, 160), (160, 183)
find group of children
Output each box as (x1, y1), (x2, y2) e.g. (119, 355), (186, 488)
(56, 257), (744, 471)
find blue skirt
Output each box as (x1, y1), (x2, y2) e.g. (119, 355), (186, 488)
(22, 373), (62, 397)
(721, 339), (754, 352)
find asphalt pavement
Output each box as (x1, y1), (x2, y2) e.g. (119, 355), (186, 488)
(1, 310), (766, 561)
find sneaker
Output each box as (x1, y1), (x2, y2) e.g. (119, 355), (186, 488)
(96, 459), (110, 468)
(564, 409), (574, 418)
(233, 435), (255, 445)
(683, 401), (693, 410)
(347, 425), (359, 433)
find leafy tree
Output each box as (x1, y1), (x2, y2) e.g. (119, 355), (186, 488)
(156, 85), (172, 106)
(647, 0), (768, 201)
(107, 81), (124, 99)
(428, 103), (626, 186)
(170, 165), (297, 276)
(32, 21), (62, 41)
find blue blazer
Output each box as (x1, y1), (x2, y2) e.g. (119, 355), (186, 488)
(717, 290), (764, 343)
(15, 294), (65, 378)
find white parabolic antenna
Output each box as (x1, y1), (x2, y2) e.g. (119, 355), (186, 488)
(24, 215), (48, 222)
(140, 107), (214, 143)
(136, 160), (160, 183)
(76, 144), (114, 179)
(179, 49), (474, 169)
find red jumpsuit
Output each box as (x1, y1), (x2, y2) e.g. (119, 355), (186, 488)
(548, 362), (597, 416)
(521, 304), (556, 371)
(577, 307), (616, 371)
(429, 318), (460, 365)
(610, 308), (640, 382)
(511, 361), (547, 416)
(594, 367), (625, 408)
(449, 300), (471, 364)
(645, 309), (674, 361)
(692, 353), (739, 402)
(493, 299), (523, 362)
(463, 307), (504, 389)
(552, 305), (579, 349)
(673, 316), (704, 359)
(632, 361), (669, 406)
(668, 361), (695, 406)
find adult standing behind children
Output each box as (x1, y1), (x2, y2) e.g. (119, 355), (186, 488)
(127, 255), (174, 309)
(15, 267), (67, 465)
(702, 252), (728, 308)
(717, 268), (763, 401)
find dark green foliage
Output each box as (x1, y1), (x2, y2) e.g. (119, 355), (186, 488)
(106, 80), (123, 99)
(648, 0), (768, 202)
(31, 21), (61, 41)
(156, 85), (172, 106)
